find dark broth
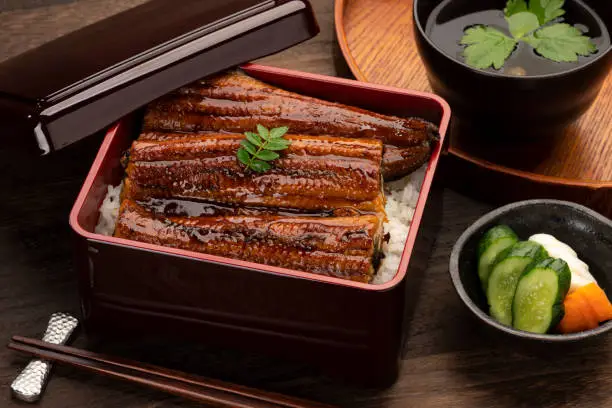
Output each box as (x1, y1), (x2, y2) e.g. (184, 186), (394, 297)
(425, 0), (610, 76)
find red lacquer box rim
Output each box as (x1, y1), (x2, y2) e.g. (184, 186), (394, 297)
(69, 63), (451, 292)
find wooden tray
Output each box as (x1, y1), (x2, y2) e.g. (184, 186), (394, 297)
(335, 0), (612, 218)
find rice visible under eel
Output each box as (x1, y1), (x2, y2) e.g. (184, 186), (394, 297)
(94, 182), (123, 236)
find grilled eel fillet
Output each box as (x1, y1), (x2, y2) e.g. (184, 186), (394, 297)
(123, 133), (385, 213)
(114, 200), (384, 283)
(142, 70), (438, 180)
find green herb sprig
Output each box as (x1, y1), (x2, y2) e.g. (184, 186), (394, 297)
(237, 125), (291, 173)
(460, 0), (597, 70)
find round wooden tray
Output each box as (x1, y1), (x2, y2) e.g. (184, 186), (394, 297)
(335, 0), (612, 218)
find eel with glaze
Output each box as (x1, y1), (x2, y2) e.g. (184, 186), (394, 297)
(141, 70), (438, 180)
(114, 200), (384, 283)
(138, 198), (371, 218)
(123, 133), (385, 214)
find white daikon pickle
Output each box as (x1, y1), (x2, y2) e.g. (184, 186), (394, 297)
(528, 233), (596, 293)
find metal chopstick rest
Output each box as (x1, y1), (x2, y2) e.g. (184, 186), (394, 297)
(10, 312), (79, 402)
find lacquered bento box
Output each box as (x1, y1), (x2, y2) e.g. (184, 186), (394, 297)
(69, 63), (450, 385)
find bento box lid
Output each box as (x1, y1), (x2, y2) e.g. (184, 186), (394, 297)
(0, 0), (318, 155)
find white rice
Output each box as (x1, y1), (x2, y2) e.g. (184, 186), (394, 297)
(94, 183), (123, 236)
(94, 166), (426, 284)
(374, 165), (427, 284)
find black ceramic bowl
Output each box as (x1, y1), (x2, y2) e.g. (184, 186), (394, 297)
(450, 200), (612, 341)
(413, 0), (612, 136)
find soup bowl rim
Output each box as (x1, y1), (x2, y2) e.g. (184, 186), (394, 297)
(413, 0), (612, 80)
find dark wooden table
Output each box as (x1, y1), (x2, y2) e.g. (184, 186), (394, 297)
(0, 1), (610, 407)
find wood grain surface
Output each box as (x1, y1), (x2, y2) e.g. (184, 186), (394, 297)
(0, 0), (76, 11)
(336, 0), (612, 201)
(0, 1), (611, 408)
(0, 0), (148, 62)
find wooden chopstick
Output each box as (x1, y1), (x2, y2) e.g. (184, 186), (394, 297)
(8, 336), (335, 408)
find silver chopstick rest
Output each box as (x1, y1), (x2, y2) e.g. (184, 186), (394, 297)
(11, 313), (79, 402)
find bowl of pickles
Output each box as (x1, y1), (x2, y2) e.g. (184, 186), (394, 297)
(450, 199), (612, 341)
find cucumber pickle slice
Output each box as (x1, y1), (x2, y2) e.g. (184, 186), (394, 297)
(478, 225), (519, 291)
(512, 258), (571, 334)
(487, 241), (548, 326)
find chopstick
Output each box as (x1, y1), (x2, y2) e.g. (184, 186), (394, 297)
(8, 336), (335, 408)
